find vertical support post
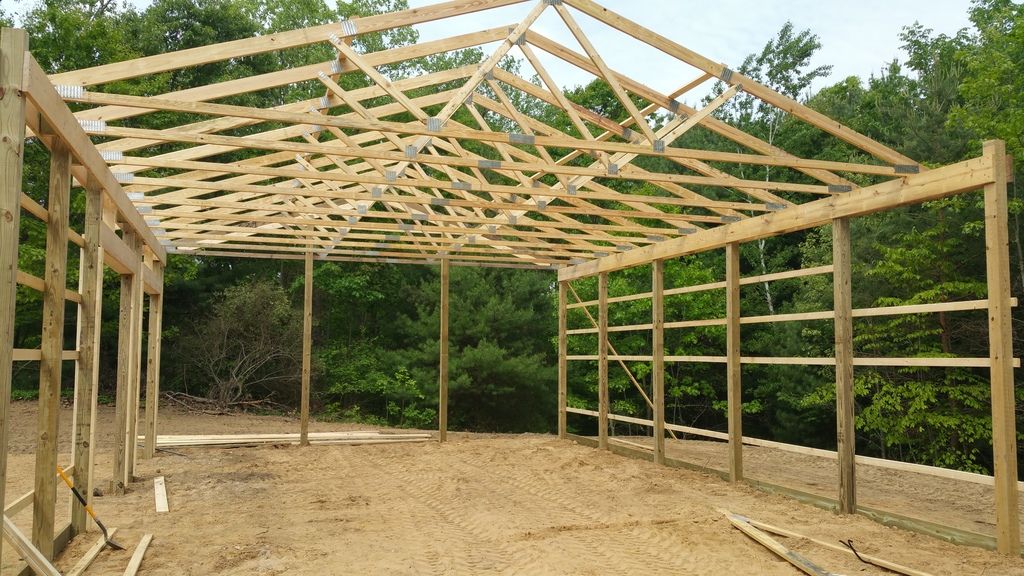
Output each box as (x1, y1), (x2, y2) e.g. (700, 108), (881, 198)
(33, 136), (72, 559)
(300, 251), (313, 446)
(71, 180), (103, 534)
(652, 260), (665, 465)
(126, 246), (144, 480)
(725, 243), (742, 482)
(833, 217), (856, 514)
(983, 139), (1020, 555)
(438, 259), (450, 442)
(112, 231), (141, 494)
(557, 280), (567, 439)
(0, 26), (28, 564)
(597, 272), (609, 450)
(142, 283), (163, 460)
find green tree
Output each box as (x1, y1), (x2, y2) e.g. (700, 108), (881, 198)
(185, 278), (303, 408)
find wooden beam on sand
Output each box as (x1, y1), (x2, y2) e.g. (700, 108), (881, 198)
(123, 534), (153, 576)
(722, 510), (837, 576)
(66, 528), (120, 576)
(153, 477), (168, 513)
(3, 516), (61, 576)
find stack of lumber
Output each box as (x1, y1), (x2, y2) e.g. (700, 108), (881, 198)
(141, 431), (431, 449)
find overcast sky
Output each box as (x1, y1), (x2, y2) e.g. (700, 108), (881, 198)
(2, 0), (974, 103)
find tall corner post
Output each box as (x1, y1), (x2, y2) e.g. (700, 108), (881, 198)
(983, 139), (1020, 555)
(438, 259), (450, 442)
(557, 280), (567, 439)
(597, 272), (609, 450)
(0, 27), (28, 563)
(71, 179), (104, 534)
(300, 251), (313, 446)
(33, 133), (72, 559)
(652, 260), (666, 465)
(833, 217), (856, 514)
(725, 243), (742, 482)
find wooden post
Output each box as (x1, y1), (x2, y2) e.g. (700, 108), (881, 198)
(33, 136), (72, 559)
(438, 259), (449, 442)
(127, 251), (145, 478)
(598, 272), (609, 450)
(557, 280), (568, 438)
(0, 27), (27, 564)
(983, 139), (1020, 555)
(300, 251), (312, 446)
(833, 217), (856, 514)
(71, 181), (104, 534)
(725, 243), (742, 482)
(652, 260), (665, 465)
(112, 232), (141, 494)
(142, 287), (163, 459)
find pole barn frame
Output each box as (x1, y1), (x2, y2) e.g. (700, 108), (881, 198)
(0, 0), (1018, 567)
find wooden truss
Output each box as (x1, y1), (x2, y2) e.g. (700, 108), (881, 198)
(0, 0), (1019, 568)
(35, 0), (927, 269)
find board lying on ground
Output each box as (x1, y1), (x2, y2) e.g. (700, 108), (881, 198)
(141, 431), (432, 448)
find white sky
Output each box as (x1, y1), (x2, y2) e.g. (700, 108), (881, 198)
(2, 0), (974, 104)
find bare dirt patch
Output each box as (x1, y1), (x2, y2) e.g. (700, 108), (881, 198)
(4, 403), (1024, 575)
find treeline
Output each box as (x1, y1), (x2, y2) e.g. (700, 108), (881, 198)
(5, 0), (1023, 474)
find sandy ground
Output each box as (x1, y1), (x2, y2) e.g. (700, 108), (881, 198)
(617, 434), (1021, 538)
(2, 403), (1024, 575)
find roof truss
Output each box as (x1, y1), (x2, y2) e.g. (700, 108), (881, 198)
(42, 0), (923, 269)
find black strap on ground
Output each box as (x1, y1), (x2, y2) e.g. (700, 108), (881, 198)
(840, 539), (897, 574)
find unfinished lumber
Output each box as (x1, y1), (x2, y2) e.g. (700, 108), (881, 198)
(153, 477), (168, 513)
(722, 510), (836, 576)
(557, 281), (567, 439)
(3, 516), (61, 576)
(0, 27), (28, 567)
(652, 260), (665, 465)
(438, 259), (449, 443)
(112, 231), (142, 494)
(146, 432), (432, 449)
(597, 272), (609, 450)
(66, 528), (120, 576)
(72, 180), (104, 535)
(744, 517), (934, 576)
(127, 246), (146, 479)
(725, 243), (742, 483)
(34, 134), (72, 560)
(559, 158), (992, 281)
(143, 289), (163, 459)
(833, 217), (855, 514)
(300, 251), (313, 446)
(123, 534), (153, 576)
(983, 139), (1020, 555)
